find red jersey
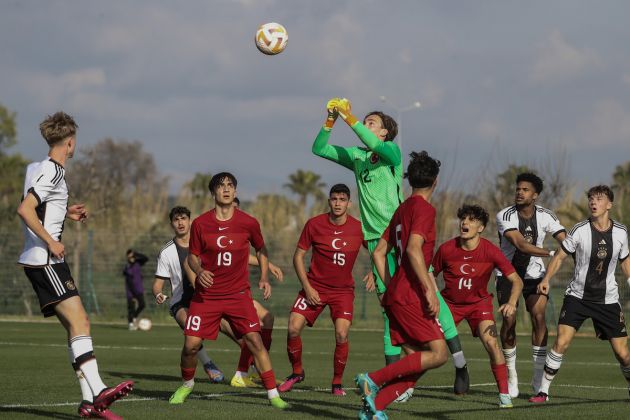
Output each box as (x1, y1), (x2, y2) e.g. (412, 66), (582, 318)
(381, 195), (436, 306)
(297, 213), (364, 291)
(433, 237), (515, 304)
(189, 208), (264, 298)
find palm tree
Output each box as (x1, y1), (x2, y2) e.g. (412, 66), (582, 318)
(612, 162), (630, 226)
(284, 170), (326, 225)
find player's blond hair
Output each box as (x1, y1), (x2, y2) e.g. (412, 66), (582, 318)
(39, 111), (78, 146)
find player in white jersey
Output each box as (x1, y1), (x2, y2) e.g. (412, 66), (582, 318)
(153, 206), (224, 382)
(495, 172), (566, 397)
(530, 185), (630, 403)
(17, 112), (133, 418)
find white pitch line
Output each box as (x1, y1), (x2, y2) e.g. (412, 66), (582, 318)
(2, 382), (628, 410)
(0, 341), (624, 367)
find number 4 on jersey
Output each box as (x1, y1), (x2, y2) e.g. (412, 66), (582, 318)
(458, 277), (472, 290)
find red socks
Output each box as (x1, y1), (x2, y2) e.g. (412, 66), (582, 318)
(287, 336), (303, 375)
(236, 340), (252, 372)
(333, 341), (349, 384)
(181, 367), (196, 381)
(261, 328), (273, 351)
(369, 352), (422, 387)
(374, 374), (419, 410)
(491, 363), (509, 394)
(259, 369), (278, 391)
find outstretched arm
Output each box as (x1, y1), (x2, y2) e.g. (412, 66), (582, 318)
(336, 98), (401, 166)
(312, 128), (354, 170)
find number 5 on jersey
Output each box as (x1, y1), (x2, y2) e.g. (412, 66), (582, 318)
(333, 252), (345, 266)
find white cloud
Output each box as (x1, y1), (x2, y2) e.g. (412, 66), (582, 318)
(530, 30), (601, 84)
(575, 99), (630, 146)
(18, 68), (106, 110)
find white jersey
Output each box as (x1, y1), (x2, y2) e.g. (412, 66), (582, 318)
(496, 205), (565, 279)
(18, 158), (68, 266)
(561, 219), (629, 304)
(155, 239), (194, 308)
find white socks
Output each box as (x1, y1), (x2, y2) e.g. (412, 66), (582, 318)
(540, 349), (563, 394)
(532, 345), (547, 392)
(68, 346), (93, 402)
(70, 335), (107, 395)
(452, 351), (466, 369)
(267, 388), (279, 399)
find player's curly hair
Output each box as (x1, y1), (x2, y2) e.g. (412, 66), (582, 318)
(208, 172), (238, 195)
(516, 172), (544, 194)
(587, 185), (614, 202)
(405, 150), (440, 189)
(457, 204), (489, 227)
(169, 206), (191, 221)
(364, 111), (398, 141)
(39, 111), (78, 146)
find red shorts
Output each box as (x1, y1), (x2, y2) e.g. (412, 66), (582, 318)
(446, 297), (495, 337)
(384, 303), (444, 347)
(185, 289), (260, 340)
(290, 289), (354, 327)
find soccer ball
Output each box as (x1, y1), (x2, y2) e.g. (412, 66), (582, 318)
(255, 22), (288, 55)
(137, 318), (152, 331)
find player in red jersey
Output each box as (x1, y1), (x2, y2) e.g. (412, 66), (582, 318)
(433, 204), (523, 408)
(278, 184), (375, 396)
(355, 151), (448, 419)
(169, 172), (287, 409)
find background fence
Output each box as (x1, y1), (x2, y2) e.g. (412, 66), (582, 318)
(3, 231), (630, 333)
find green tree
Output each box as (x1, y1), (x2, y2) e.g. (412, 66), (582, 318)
(612, 161), (630, 226)
(178, 172), (213, 215)
(0, 105), (17, 155)
(284, 169), (326, 225)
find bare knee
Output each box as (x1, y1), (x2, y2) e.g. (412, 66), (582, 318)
(335, 330), (348, 343)
(183, 341), (202, 357)
(245, 333), (265, 353)
(553, 338), (570, 354)
(287, 324), (301, 338)
(435, 348), (449, 366)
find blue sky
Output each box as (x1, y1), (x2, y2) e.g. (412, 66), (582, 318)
(2, 0), (630, 198)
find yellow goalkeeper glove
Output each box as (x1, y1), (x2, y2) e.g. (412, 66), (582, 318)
(336, 98), (358, 126)
(324, 98), (340, 129)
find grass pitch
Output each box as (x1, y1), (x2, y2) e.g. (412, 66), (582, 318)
(0, 320), (629, 419)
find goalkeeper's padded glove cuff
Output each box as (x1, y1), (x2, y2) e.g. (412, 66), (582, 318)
(342, 113), (358, 126)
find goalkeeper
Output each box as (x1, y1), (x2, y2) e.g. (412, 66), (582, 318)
(312, 98), (470, 395)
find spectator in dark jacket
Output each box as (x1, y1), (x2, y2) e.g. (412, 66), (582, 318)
(123, 249), (148, 330)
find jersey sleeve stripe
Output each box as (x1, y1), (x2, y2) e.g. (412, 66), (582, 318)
(155, 275), (170, 280)
(536, 206), (559, 221)
(502, 227), (517, 235)
(503, 206), (516, 221)
(569, 220), (589, 236)
(560, 242), (575, 255)
(158, 240), (175, 258)
(51, 166), (63, 185)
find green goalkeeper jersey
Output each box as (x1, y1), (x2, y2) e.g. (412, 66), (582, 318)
(312, 123), (403, 240)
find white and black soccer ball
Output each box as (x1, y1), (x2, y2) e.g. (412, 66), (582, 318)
(138, 318), (152, 331)
(255, 22), (288, 55)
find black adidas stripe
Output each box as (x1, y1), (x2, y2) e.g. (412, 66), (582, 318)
(502, 206), (517, 221)
(569, 220), (589, 236)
